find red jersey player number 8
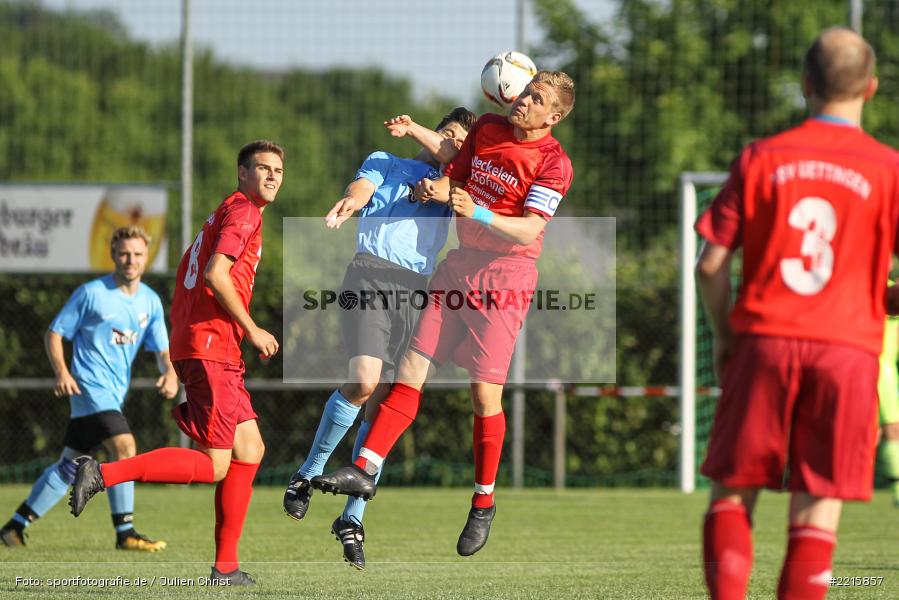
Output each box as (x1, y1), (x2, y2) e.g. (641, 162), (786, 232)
(183, 230), (205, 290)
(780, 196), (836, 296)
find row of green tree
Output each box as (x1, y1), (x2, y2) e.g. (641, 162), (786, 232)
(4, 0), (896, 483)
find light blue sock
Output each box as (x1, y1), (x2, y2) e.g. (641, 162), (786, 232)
(107, 482), (135, 533)
(342, 420), (382, 525)
(16, 461), (72, 526)
(298, 390), (361, 479)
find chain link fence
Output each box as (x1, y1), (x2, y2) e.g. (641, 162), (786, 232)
(0, 382), (679, 488)
(2, 0), (895, 486)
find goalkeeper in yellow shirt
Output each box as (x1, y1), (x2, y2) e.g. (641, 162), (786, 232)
(880, 310), (899, 505)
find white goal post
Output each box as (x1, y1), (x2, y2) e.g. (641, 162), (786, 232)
(678, 171), (727, 493)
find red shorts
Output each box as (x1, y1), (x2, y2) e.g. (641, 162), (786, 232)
(171, 358), (257, 449)
(701, 334), (879, 500)
(409, 249), (537, 385)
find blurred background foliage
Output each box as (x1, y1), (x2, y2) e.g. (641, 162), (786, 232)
(1, 0), (894, 484)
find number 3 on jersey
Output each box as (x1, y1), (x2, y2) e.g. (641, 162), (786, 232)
(183, 230), (205, 290)
(780, 197), (836, 296)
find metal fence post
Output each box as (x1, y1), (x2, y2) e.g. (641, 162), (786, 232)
(180, 0), (193, 254)
(511, 329), (526, 488)
(553, 383), (566, 490)
(849, 0), (862, 33)
(511, 0), (528, 491)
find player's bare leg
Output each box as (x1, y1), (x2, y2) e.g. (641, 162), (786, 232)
(342, 355), (384, 406)
(311, 351), (435, 497)
(776, 493), (841, 598)
(362, 384), (389, 422)
(788, 493), (842, 530)
(395, 350), (436, 390)
(708, 482), (761, 514)
(101, 433), (166, 552)
(457, 381), (504, 556)
(104, 433), (136, 459)
(703, 482), (760, 599)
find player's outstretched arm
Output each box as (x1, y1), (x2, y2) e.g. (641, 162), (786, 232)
(325, 178), (377, 229)
(695, 241), (735, 382)
(385, 115), (456, 164)
(44, 330), (81, 397)
(205, 253), (279, 359)
(154, 350), (179, 399)
(448, 187), (547, 245)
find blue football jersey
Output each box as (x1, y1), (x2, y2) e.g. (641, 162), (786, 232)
(355, 151), (453, 275)
(49, 275), (169, 417)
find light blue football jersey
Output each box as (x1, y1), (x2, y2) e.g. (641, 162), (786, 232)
(49, 275), (169, 418)
(355, 151), (453, 275)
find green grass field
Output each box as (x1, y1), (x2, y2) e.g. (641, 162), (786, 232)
(1, 484), (898, 599)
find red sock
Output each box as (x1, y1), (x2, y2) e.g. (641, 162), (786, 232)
(353, 383), (421, 471)
(777, 526), (836, 600)
(703, 499), (753, 600)
(472, 412), (505, 509)
(100, 448), (215, 486)
(214, 459), (259, 573)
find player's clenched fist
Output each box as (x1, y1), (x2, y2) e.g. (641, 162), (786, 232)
(414, 178), (438, 202)
(449, 187), (475, 218)
(155, 372), (180, 399)
(248, 326), (279, 359)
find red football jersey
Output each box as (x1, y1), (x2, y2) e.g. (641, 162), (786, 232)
(444, 113), (573, 259)
(696, 118), (899, 355)
(170, 192), (263, 363)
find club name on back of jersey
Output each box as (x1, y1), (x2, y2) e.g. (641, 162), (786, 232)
(468, 155), (520, 205)
(773, 160), (872, 200)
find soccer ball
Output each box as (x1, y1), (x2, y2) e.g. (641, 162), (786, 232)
(480, 51), (538, 109)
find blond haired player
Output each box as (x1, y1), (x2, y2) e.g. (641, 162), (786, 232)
(0, 227), (177, 551)
(314, 71), (576, 557)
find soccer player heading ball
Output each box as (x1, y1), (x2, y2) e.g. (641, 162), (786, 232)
(282, 107), (475, 570)
(68, 141), (284, 586)
(313, 70), (575, 557)
(695, 27), (899, 599)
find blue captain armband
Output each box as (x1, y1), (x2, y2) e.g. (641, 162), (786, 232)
(471, 205), (495, 227)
